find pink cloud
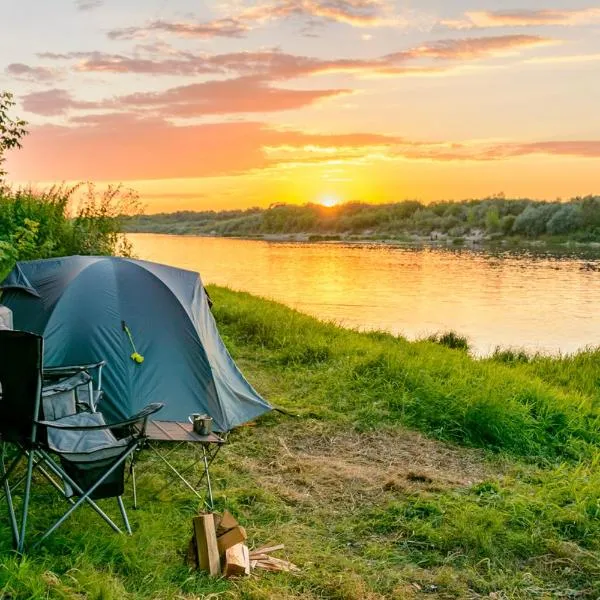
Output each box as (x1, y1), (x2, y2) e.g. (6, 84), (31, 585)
(21, 89), (100, 116)
(115, 76), (350, 116)
(108, 18), (248, 40)
(6, 63), (59, 82)
(443, 8), (600, 29)
(8, 107), (600, 184)
(107, 0), (397, 40)
(39, 34), (553, 84)
(6, 115), (400, 181)
(386, 34), (553, 62)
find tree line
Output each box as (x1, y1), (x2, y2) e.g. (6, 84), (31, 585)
(124, 195), (600, 242)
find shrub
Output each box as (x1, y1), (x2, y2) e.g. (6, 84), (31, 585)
(427, 331), (470, 352)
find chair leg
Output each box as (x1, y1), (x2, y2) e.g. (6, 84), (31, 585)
(33, 447), (136, 549)
(1, 446), (26, 550)
(36, 451), (123, 538)
(4, 477), (20, 549)
(117, 497), (132, 534)
(131, 462), (138, 510)
(17, 450), (36, 553)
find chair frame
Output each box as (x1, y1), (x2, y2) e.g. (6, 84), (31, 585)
(0, 330), (162, 553)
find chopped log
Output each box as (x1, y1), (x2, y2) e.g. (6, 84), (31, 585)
(250, 559), (258, 569)
(217, 510), (238, 534)
(192, 514), (221, 576)
(249, 544), (285, 557)
(224, 543), (250, 577)
(212, 513), (222, 532)
(217, 525), (247, 555)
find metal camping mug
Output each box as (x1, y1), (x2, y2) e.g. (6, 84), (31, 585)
(191, 414), (212, 436)
(198, 415), (213, 436)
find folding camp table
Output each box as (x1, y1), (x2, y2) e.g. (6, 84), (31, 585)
(134, 420), (225, 509)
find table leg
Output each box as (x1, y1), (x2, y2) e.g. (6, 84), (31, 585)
(151, 444), (204, 502)
(202, 445), (213, 510)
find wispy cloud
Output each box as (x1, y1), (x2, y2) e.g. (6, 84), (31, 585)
(443, 7), (600, 29)
(6, 63), (60, 82)
(523, 53), (600, 64)
(108, 18), (248, 40)
(37, 34), (553, 82)
(21, 89), (100, 116)
(385, 34), (554, 61)
(115, 76), (350, 117)
(75, 0), (103, 11)
(390, 139), (600, 161)
(107, 0), (402, 40)
(20, 76), (349, 117)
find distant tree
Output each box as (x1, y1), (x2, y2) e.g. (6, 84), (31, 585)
(0, 92), (28, 184)
(546, 204), (584, 235)
(485, 207), (501, 232)
(512, 204), (559, 237)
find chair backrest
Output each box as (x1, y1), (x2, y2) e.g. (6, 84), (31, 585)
(0, 330), (43, 444)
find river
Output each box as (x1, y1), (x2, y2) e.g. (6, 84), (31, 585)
(128, 233), (600, 356)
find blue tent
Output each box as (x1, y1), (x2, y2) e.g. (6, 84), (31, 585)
(0, 256), (271, 431)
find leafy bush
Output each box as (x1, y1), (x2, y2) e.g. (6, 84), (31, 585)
(0, 184), (140, 277)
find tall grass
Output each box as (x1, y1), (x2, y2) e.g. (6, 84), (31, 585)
(211, 288), (599, 461)
(0, 184), (140, 278)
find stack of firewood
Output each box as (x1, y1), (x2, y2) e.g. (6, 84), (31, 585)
(187, 510), (298, 578)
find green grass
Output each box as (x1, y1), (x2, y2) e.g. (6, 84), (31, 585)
(1, 287), (599, 599)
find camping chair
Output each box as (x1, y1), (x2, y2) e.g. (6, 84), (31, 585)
(0, 329), (163, 552)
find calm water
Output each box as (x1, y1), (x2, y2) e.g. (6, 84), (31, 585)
(129, 234), (600, 356)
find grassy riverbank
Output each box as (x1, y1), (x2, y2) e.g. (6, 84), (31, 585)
(1, 288), (599, 599)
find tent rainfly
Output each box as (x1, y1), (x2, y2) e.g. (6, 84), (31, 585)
(0, 256), (271, 431)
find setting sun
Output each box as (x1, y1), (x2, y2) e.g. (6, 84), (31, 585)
(318, 194), (341, 208)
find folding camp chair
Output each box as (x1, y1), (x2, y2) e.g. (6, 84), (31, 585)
(0, 329), (163, 552)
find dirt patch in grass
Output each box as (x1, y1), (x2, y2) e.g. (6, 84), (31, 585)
(235, 423), (501, 510)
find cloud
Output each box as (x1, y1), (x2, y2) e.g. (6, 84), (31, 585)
(6, 63), (59, 82)
(115, 76), (350, 116)
(40, 34), (553, 83)
(523, 53), (600, 65)
(385, 34), (554, 61)
(19, 77), (348, 117)
(108, 18), (248, 40)
(443, 8), (600, 29)
(21, 89), (100, 116)
(6, 115), (400, 181)
(388, 139), (600, 162)
(107, 0), (400, 40)
(484, 140), (600, 160)
(7, 109), (600, 184)
(75, 0), (103, 10)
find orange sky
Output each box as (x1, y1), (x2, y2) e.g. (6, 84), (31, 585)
(2, 1), (600, 212)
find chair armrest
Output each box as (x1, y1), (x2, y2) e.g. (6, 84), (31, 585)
(36, 402), (164, 431)
(43, 361), (106, 378)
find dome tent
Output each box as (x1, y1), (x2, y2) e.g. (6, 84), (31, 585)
(0, 256), (271, 431)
